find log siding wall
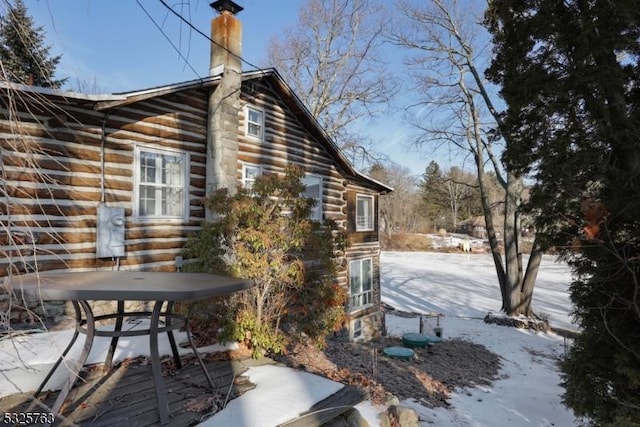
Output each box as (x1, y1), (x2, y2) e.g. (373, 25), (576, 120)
(0, 88), (210, 275)
(0, 76), (385, 341)
(237, 80), (348, 230)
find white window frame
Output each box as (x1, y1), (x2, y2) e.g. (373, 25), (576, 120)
(133, 146), (189, 222)
(245, 105), (264, 140)
(356, 194), (374, 231)
(302, 174), (323, 222)
(242, 163), (262, 190)
(349, 257), (373, 311)
(352, 318), (363, 341)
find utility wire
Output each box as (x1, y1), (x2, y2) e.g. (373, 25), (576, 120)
(156, 0), (263, 72)
(147, 0), (349, 166)
(136, 0), (203, 80)
(153, 0), (288, 125)
(180, 1), (194, 73)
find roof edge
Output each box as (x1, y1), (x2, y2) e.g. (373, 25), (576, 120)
(247, 69), (393, 193)
(0, 81), (125, 102)
(1, 69), (393, 193)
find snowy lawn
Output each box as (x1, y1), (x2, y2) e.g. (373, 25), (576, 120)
(382, 251), (575, 330)
(380, 251), (579, 426)
(0, 251), (580, 426)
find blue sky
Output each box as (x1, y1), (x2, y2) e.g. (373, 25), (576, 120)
(25, 0), (455, 176)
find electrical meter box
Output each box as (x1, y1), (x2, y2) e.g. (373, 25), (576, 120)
(96, 205), (125, 258)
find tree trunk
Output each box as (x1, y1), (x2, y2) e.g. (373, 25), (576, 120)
(519, 237), (543, 316)
(504, 172), (523, 314)
(474, 151), (507, 304)
(255, 287), (264, 328)
(391, 0), (545, 320)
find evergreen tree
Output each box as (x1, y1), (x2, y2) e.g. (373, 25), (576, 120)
(419, 161), (485, 231)
(0, 0), (66, 88)
(486, 1), (640, 424)
(418, 161), (448, 229)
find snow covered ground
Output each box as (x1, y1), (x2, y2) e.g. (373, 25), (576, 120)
(381, 252), (578, 426)
(425, 233), (486, 251)
(0, 251), (580, 426)
(382, 251), (576, 330)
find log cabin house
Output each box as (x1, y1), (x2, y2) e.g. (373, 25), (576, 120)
(0, 0), (391, 341)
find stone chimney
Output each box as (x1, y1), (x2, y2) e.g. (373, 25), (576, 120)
(209, 0), (243, 76)
(205, 0), (243, 220)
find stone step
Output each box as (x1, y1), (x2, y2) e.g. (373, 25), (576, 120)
(277, 384), (369, 427)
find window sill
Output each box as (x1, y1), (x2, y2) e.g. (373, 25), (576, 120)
(133, 216), (189, 223)
(348, 304), (374, 315)
(244, 134), (264, 142)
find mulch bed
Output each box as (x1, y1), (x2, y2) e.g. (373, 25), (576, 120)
(274, 336), (502, 408)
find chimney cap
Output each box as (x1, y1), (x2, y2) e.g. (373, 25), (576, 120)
(210, 0), (243, 15)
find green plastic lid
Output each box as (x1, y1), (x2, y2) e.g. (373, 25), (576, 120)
(402, 332), (443, 348)
(383, 346), (415, 360)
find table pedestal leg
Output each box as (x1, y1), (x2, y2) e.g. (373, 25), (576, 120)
(104, 300), (124, 371)
(34, 300), (95, 426)
(185, 306), (215, 390)
(30, 301), (82, 401)
(52, 301), (95, 415)
(165, 301), (182, 369)
(150, 300), (170, 425)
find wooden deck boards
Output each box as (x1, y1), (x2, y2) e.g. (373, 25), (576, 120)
(0, 356), (256, 427)
(0, 356), (368, 427)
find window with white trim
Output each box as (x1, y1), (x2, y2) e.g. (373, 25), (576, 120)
(135, 147), (188, 220)
(356, 194), (374, 231)
(352, 319), (363, 340)
(246, 106), (264, 140)
(349, 258), (373, 310)
(302, 174), (322, 221)
(242, 163), (262, 189)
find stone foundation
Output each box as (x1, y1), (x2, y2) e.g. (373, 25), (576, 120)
(321, 408), (370, 427)
(0, 292), (66, 323)
(350, 310), (384, 342)
(380, 405), (419, 427)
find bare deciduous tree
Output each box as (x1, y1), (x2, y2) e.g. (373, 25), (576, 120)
(266, 0), (396, 166)
(0, 0), (76, 337)
(0, 71), (73, 336)
(391, 0), (543, 317)
(442, 166), (479, 230)
(72, 75), (105, 94)
(369, 162), (423, 236)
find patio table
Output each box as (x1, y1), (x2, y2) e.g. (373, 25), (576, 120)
(8, 270), (254, 425)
